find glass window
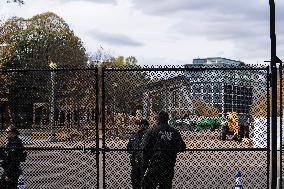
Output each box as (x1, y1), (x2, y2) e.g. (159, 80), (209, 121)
(224, 94), (232, 102)
(203, 84), (212, 94)
(232, 104), (238, 112)
(233, 95), (238, 103)
(192, 84), (201, 94)
(203, 94), (212, 103)
(213, 84), (222, 93)
(224, 85), (233, 94)
(224, 103), (232, 112)
(233, 86), (238, 94)
(213, 94), (222, 103)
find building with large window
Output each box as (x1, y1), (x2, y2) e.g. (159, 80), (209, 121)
(142, 57), (266, 118)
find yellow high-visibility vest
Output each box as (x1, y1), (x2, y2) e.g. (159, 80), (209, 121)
(226, 112), (240, 135)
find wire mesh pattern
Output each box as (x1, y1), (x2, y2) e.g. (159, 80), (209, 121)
(0, 68), (98, 147)
(0, 65), (273, 188)
(104, 151), (267, 189)
(103, 66), (269, 149)
(0, 67), (99, 188)
(102, 65), (270, 188)
(16, 150), (97, 189)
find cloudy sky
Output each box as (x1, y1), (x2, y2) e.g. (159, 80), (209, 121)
(0, 0), (283, 65)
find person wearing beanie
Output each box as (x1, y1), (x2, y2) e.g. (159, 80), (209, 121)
(0, 127), (25, 189)
(127, 119), (149, 189)
(141, 111), (186, 189)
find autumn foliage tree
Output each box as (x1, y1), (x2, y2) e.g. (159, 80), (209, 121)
(250, 78), (283, 117)
(0, 12), (87, 69)
(100, 56), (146, 114)
(0, 12), (88, 128)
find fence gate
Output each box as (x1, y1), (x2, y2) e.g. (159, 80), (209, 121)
(102, 65), (271, 188)
(0, 67), (100, 189)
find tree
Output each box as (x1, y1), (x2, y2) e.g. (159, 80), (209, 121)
(99, 56), (147, 137)
(87, 46), (112, 66)
(6, 0), (24, 4)
(0, 12), (87, 69)
(250, 78), (283, 117)
(0, 12), (88, 128)
(101, 56), (145, 114)
(125, 56), (137, 65)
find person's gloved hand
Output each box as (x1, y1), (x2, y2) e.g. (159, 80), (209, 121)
(5, 176), (10, 181)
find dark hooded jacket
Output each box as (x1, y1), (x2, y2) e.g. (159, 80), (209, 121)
(141, 118), (186, 169)
(127, 129), (147, 166)
(1, 136), (24, 177)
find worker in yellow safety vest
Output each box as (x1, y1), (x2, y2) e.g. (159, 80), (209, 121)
(226, 112), (240, 141)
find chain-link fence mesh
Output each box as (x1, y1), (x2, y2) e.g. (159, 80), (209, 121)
(0, 67), (99, 188)
(104, 151), (268, 188)
(102, 65), (270, 188)
(0, 65), (272, 188)
(21, 150), (97, 189)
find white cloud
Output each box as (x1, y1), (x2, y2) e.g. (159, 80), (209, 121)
(0, 0), (283, 65)
(88, 29), (143, 46)
(60, 0), (116, 4)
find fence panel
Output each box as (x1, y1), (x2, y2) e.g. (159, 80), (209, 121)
(0, 67), (99, 188)
(102, 65), (270, 188)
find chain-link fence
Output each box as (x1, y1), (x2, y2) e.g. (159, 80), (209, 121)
(0, 65), (274, 188)
(102, 65), (270, 188)
(0, 67), (99, 188)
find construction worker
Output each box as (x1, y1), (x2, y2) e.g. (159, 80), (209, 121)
(227, 112), (240, 141)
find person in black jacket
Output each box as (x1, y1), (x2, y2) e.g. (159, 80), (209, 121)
(141, 111), (186, 189)
(0, 127), (24, 189)
(127, 119), (149, 189)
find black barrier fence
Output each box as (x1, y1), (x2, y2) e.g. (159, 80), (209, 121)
(0, 64), (278, 188)
(0, 67), (100, 188)
(102, 65), (271, 188)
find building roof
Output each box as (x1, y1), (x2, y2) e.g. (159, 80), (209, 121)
(140, 57), (266, 92)
(187, 57), (246, 67)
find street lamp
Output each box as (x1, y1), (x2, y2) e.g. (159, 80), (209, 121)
(49, 61), (57, 142)
(113, 82), (118, 137)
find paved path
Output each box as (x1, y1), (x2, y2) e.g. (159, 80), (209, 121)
(0, 131), (271, 188)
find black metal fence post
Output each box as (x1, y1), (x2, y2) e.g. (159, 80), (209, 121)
(95, 66), (100, 189)
(269, 0), (278, 188)
(279, 63), (283, 188)
(101, 67), (106, 189)
(267, 66), (271, 187)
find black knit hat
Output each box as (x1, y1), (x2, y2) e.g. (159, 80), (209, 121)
(158, 111), (169, 122)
